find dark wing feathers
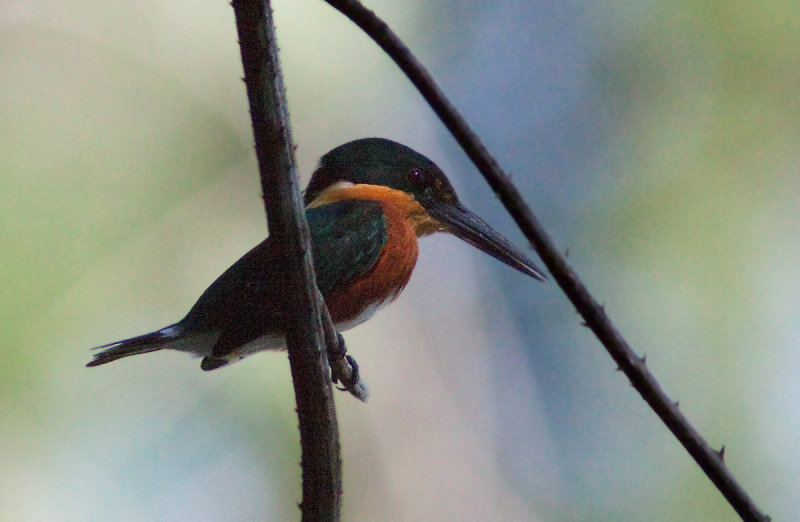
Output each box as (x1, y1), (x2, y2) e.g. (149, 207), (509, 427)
(181, 235), (282, 332)
(309, 199), (387, 294)
(185, 199), (387, 359)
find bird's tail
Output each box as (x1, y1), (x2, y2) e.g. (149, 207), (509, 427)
(87, 325), (180, 367)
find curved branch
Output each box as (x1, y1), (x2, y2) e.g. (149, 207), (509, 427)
(231, 1), (342, 519)
(322, 1), (769, 520)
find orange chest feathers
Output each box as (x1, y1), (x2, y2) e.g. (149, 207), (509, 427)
(310, 184), (444, 329)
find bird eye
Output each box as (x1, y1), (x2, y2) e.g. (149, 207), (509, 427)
(407, 168), (430, 188)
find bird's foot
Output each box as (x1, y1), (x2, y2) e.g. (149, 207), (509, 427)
(335, 355), (359, 390)
(330, 333), (368, 402)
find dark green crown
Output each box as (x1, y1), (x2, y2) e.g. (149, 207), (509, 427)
(304, 138), (460, 208)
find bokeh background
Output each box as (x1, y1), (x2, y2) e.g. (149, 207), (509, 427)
(2, 1), (798, 520)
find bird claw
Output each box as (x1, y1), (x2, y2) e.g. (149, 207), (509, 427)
(335, 355), (359, 390)
(334, 355), (368, 401)
(329, 333), (368, 401)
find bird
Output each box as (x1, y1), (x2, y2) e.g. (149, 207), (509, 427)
(87, 138), (545, 371)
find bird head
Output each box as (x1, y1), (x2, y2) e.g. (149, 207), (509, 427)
(304, 138), (545, 281)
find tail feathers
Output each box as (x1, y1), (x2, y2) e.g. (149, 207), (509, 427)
(87, 326), (179, 367)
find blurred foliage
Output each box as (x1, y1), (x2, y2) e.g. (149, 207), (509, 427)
(2, 1), (798, 520)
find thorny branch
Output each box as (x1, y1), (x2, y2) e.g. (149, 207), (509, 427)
(322, 1), (769, 520)
(231, 0), (358, 519)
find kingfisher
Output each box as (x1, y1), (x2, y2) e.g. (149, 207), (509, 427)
(88, 138), (544, 371)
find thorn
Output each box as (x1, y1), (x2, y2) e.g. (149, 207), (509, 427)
(674, 400), (680, 408)
(615, 366), (622, 372)
(564, 247), (569, 257)
(639, 354), (647, 365)
(580, 321), (589, 328)
(717, 445), (726, 461)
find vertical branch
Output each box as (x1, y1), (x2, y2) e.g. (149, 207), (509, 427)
(231, 0), (341, 519)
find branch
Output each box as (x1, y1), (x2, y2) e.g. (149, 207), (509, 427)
(322, 1), (769, 520)
(232, 1), (346, 519)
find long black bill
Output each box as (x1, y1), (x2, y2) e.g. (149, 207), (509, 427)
(428, 202), (546, 281)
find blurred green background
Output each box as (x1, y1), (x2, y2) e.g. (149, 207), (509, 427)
(2, 1), (798, 520)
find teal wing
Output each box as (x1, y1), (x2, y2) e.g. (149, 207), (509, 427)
(309, 199), (387, 295)
(185, 199), (388, 362)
